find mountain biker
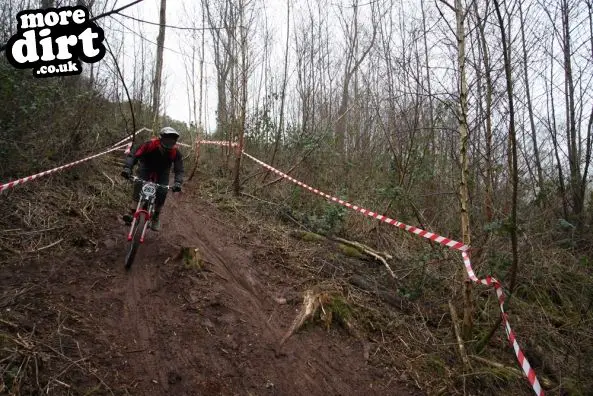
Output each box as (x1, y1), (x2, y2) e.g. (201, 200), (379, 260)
(120, 127), (184, 231)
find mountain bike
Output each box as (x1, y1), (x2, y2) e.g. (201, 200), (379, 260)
(124, 175), (170, 270)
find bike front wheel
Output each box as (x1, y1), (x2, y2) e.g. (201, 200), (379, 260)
(125, 212), (146, 270)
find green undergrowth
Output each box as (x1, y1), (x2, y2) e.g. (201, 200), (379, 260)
(194, 174), (593, 395)
(162, 149), (593, 395)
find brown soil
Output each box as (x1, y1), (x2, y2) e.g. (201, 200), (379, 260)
(0, 183), (420, 395)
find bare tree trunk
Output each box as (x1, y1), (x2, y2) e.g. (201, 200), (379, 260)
(493, 0), (519, 294)
(191, 43), (197, 138)
(455, 0), (473, 341)
(560, 0), (584, 227)
(199, 7), (205, 134)
(582, 1), (593, 220)
(546, 32), (569, 219)
(420, 0), (434, 167)
(203, 0), (234, 166)
(265, 0), (290, 179)
(519, 1), (544, 193)
(472, 2), (494, 222)
(233, 2), (249, 195)
(181, 39), (196, 130)
(335, 0), (377, 157)
(151, 0), (167, 132)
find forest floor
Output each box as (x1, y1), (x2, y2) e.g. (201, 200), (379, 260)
(1, 146), (569, 396)
(0, 171), (424, 395)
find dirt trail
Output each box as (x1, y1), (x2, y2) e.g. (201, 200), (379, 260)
(1, 184), (419, 395)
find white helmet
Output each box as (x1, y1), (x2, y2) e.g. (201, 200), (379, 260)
(159, 127), (180, 138)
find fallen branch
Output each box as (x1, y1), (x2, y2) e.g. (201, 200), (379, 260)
(240, 192), (281, 206)
(54, 379), (71, 389)
(331, 236), (393, 260)
(291, 231), (396, 277)
(240, 170), (267, 186)
(100, 171), (115, 188)
(0, 318), (18, 328)
(0, 243), (21, 255)
(330, 236), (396, 279)
(26, 238), (63, 253)
(40, 341), (114, 395)
(1, 226), (65, 235)
(282, 212), (313, 232)
(259, 162), (302, 189)
(470, 355), (553, 388)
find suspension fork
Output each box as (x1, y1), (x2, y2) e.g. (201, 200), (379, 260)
(127, 199), (152, 241)
(139, 202), (154, 243)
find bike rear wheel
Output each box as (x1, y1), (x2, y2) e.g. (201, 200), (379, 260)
(125, 212), (146, 270)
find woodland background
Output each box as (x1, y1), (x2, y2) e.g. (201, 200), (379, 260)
(1, 0), (593, 394)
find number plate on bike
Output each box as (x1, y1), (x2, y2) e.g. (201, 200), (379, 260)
(142, 183), (157, 197)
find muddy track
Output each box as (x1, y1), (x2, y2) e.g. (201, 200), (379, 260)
(2, 185), (419, 395)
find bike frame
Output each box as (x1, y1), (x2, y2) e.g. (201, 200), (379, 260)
(127, 176), (169, 243)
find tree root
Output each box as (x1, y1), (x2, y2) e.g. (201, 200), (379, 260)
(278, 289), (329, 349)
(276, 286), (369, 359)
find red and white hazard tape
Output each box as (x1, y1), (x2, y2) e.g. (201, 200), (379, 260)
(0, 144), (128, 193)
(243, 152), (467, 246)
(197, 140), (238, 147)
(198, 141), (544, 396)
(113, 130), (236, 150)
(462, 252), (543, 395)
(111, 127), (151, 148)
(121, 141), (191, 154)
(3, 138), (195, 193)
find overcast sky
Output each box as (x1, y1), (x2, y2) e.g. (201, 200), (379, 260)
(102, 0), (289, 133)
(74, 0), (588, 141)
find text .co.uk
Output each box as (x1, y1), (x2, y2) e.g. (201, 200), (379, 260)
(4, 5), (105, 78)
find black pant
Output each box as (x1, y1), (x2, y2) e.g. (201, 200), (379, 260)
(132, 168), (169, 209)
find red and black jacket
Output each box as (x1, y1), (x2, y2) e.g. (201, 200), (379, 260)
(124, 138), (184, 184)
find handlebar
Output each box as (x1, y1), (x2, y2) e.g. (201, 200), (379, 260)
(129, 175), (170, 190)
